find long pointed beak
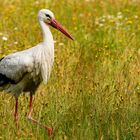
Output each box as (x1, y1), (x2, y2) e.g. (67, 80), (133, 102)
(49, 19), (73, 40)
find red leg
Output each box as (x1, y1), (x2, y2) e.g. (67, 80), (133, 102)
(27, 94), (53, 136)
(28, 94), (33, 118)
(14, 97), (18, 127)
(14, 97), (18, 122)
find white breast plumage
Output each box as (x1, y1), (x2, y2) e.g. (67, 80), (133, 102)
(31, 44), (54, 84)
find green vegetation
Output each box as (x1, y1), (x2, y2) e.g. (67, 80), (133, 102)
(0, 0), (140, 139)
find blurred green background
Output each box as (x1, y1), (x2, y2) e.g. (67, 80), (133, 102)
(0, 0), (140, 139)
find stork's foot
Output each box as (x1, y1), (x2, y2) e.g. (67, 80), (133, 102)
(27, 94), (53, 136)
(27, 116), (53, 136)
(45, 126), (53, 136)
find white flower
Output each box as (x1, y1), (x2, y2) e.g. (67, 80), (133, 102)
(116, 22), (122, 27)
(117, 12), (123, 19)
(14, 41), (18, 45)
(34, 1), (39, 5)
(134, 15), (138, 19)
(58, 43), (64, 46)
(107, 15), (114, 20)
(99, 23), (104, 27)
(54, 40), (57, 43)
(14, 27), (18, 30)
(85, 0), (95, 1)
(117, 15), (123, 19)
(101, 18), (105, 22)
(2, 36), (8, 41)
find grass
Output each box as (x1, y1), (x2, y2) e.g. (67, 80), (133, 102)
(0, 0), (140, 139)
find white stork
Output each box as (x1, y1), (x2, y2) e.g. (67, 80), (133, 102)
(0, 9), (73, 135)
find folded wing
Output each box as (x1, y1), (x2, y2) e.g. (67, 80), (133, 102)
(0, 52), (34, 86)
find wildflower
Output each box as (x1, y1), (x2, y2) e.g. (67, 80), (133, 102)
(72, 17), (76, 21)
(117, 12), (123, 19)
(127, 20), (133, 24)
(117, 12), (122, 15)
(54, 40), (57, 43)
(14, 41), (18, 45)
(14, 27), (18, 30)
(95, 18), (99, 25)
(119, 40), (123, 43)
(124, 17), (128, 20)
(134, 15), (138, 19)
(107, 15), (114, 20)
(2, 36), (8, 41)
(101, 18), (105, 22)
(79, 13), (84, 17)
(99, 23), (104, 27)
(116, 22), (122, 27)
(102, 15), (106, 19)
(74, 27), (78, 31)
(117, 15), (123, 19)
(34, 1), (39, 5)
(58, 42), (64, 46)
(85, 0), (91, 2)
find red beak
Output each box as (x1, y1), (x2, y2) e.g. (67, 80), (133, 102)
(49, 19), (73, 40)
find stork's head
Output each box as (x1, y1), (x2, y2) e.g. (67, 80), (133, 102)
(38, 9), (73, 40)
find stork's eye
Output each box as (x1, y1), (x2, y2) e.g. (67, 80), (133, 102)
(45, 14), (51, 19)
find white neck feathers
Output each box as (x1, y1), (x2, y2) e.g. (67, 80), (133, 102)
(39, 20), (54, 48)
(38, 20), (54, 84)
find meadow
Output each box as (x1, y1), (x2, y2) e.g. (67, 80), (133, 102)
(0, 0), (140, 139)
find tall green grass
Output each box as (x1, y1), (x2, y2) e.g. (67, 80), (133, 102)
(0, 0), (140, 139)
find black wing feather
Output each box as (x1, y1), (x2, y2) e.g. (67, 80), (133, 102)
(0, 73), (16, 86)
(0, 57), (4, 61)
(0, 57), (16, 86)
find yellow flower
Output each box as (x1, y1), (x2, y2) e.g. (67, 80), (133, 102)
(127, 20), (133, 24)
